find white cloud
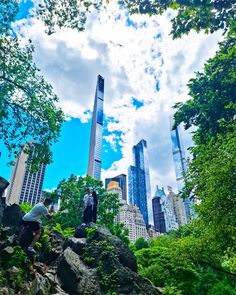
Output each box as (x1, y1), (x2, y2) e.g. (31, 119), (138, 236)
(15, 1), (223, 217)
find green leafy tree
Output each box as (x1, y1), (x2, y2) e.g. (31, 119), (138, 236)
(0, 2), (64, 167)
(121, 0), (236, 38)
(134, 237), (149, 250)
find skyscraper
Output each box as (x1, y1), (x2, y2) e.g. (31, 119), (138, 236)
(87, 75), (105, 180)
(105, 174), (127, 202)
(167, 186), (187, 226)
(152, 185), (178, 233)
(128, 139), (151, 225)
(107, 181), (148, 242)
(170, 118), (193, 219)
(6, 143), (46, 205)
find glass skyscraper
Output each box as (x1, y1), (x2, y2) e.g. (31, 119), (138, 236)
(87, 75), (104, 180)
(170, 117), (194, 219)
(128, 139), (151, 225)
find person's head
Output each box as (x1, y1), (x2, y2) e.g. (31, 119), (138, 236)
(43, 198), (52, 207)
(86, 188), (91, 194)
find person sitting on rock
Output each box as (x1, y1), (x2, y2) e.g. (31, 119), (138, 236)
(82, 188), (94, 224)
(19, 198), (54, 253)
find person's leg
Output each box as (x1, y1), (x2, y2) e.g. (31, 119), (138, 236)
(29, 228), (41, 247)
(83, 207), (88, 224)
(93, 206), (97, 223)
(87, 206), (92, 223)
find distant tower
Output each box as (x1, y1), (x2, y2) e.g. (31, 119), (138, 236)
(152, 185), (178, 233)
(105, 174), (127, 202)
(167, 186), (187, 226)
(6, 143), (46, 205)
(87, 75), (105, 180)
(128, 139), (151, 225)
(170, 118), (193, 219)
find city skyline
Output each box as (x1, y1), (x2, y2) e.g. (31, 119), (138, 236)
(0, 0), (221, 196)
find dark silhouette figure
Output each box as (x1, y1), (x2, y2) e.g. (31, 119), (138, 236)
(92, 191), (98, 223)
(82, 188), (93, 224)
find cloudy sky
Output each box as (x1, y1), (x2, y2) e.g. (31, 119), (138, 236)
(1, 1), (222, 205)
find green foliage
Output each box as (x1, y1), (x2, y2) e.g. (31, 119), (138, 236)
(121, 0), (235, 38)
(134, 233), (236, 295)
(0, 246), (31, 291)
(0, 1), (64, 168)
(134, 237), (149, 250)
(86, 226), (98, 238)
(20, 202), (33, 213)
(52, 223), (75, 238)
(109, 223), (130, 246)
(38, 0), (104, 34)
(173, 28), (236, 144)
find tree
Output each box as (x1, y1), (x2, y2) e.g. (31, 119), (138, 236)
(0, 1), (64, 167)
(173, 27), (236, 144)
(120, 0), (236, 38)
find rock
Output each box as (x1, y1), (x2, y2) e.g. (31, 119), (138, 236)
(57, 247), (102, 295)
(2, 246), (14, 254)
(2, 205), (23, 228)
(63, 238), (86, 255)
(87, 224), (137, 272)
(74, 224), (87, 238)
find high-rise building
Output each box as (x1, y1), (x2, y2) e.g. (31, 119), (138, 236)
(87, 75), (105, 180)
(152, 185), (178, 233)
(170, 118), (194, 219)
(128, 139), (151, 225)
(167, 186), (187, 226)
(6, 143), (46, 205)
(105, 174), (127, 202)
(107, 181), (148, 242)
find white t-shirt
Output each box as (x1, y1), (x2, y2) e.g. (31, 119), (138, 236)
(83, 194), (94, 207)
(23, 202), (49, 223)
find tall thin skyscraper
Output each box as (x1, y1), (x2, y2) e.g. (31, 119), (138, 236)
(105, 174), (127, 202)
(128, 139), (151, 225)
(87, 75), (105, 180)
(170, 117), (193, 219)
(6, 143), (46, 205)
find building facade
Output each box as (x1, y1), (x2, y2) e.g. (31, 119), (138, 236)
(170, 118), (194, 219)
(87, 75), (105, 180)
(167, 186), (187, 226)
(152, 186), (178, 233)
(105, 174), (127, 202)
(128, 139), (151, 225)
(6, 143), (46, 205)
(107, 181), (148, 242)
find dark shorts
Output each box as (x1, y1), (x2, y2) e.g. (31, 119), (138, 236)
(22, 220), (41, 232)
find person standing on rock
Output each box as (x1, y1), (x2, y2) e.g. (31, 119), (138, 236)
(19, 198), (54, 253)
(82, 188), (94, 224)
(92, 191), (98, 223)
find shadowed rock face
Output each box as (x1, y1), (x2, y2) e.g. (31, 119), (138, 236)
(0, 206), (162, 295)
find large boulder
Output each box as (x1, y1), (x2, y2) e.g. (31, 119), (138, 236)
(87, 224), (137, 272)
(63, 238), (86, 256)
(57, 247), (102, 295)
(2, 204), (23, 228)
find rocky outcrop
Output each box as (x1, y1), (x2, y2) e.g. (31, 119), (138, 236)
(0, 205), (162, 295)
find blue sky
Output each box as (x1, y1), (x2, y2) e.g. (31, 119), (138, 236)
(0, 115), (122, 190)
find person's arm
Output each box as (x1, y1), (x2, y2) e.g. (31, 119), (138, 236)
(47, 206), (54, 218)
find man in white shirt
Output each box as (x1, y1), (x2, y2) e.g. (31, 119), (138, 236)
(21, 198), (54, 253)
